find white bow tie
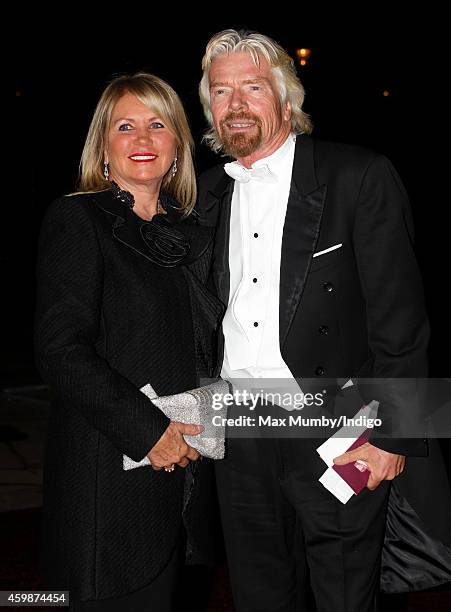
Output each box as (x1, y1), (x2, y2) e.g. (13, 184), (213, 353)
(224, 162), (277, 183)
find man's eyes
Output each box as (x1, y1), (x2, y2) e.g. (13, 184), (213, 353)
(211, 85), (263, 96)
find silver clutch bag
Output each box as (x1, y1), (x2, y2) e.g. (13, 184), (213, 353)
(123, 379), (229, 470)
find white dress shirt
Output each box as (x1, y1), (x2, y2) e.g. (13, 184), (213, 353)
(220, 134), (302, 396)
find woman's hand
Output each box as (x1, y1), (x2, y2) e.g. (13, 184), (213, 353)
(147, 421), (202, 470)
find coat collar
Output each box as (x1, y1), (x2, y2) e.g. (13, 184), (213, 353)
(201, 170), (234, 307)
(93, 188), (213, 266)
(279, 135), (327, 345)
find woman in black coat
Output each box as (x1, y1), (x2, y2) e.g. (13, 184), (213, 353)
(35, 73), (222, 611)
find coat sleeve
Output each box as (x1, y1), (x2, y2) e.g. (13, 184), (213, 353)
(352, 155), (429, 456)
(34, 197), (170, 461)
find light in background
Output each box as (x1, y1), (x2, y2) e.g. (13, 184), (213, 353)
(296, 48), (312, 66)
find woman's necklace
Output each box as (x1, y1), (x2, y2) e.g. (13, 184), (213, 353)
(157, 199), (167, 215)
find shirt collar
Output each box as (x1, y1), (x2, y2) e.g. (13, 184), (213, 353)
(224, 133), (296, 182)
(252, 133), (296, 172)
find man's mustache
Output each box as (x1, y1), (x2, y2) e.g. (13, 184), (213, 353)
(220, 113), (262, 127)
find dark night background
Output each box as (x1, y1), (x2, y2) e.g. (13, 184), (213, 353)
(9, 15), (448, 384)
(5, 13), (450, 609)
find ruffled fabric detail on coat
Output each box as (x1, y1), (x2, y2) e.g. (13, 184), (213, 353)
(140, 216), (191, 267)
(110, 184), (211, 268)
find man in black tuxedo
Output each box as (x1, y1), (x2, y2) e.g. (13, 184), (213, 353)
(197, 29), (451, 611)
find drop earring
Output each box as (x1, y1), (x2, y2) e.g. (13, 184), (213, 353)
(103, 162), (109, 180)
(171, 156), (178, 177)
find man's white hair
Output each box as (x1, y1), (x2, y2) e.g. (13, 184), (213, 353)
(199, 29), (313, 152)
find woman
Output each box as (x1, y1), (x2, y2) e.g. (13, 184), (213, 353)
(35, 73), (222, 611)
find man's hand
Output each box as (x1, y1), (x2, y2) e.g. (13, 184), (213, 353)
(147, 421), (203, 470)
(333, 442), (405, 490)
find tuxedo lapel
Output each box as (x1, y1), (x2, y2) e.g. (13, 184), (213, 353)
(205, 173), (234, 307)
(279, 136), (327, 347)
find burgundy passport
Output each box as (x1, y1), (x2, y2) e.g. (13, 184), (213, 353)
(332, 429), (371, 494)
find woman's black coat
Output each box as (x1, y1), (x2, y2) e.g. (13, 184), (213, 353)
(35, 189), (222, 601)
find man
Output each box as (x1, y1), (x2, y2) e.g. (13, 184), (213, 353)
(197, 30), (451, 611)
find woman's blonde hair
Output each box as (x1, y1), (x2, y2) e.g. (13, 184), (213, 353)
(199, 29), (313, 153)
(79, 72), (196, 212)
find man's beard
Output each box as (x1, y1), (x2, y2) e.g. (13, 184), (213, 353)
(218, 113), (262, 158)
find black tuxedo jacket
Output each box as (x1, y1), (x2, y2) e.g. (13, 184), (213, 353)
(197, 135), (451, 591)
(35, 190), (222, 600)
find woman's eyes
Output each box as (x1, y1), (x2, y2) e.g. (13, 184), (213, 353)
(117, 121), (165, 131)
